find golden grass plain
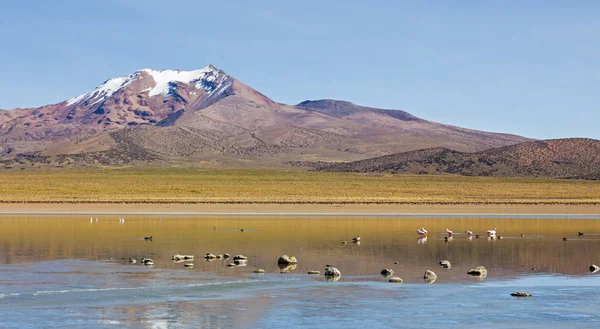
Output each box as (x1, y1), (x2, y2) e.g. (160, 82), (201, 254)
(0, 168), (598, 204)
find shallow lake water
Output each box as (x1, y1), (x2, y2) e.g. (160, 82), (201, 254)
(1, 215), (600, 328)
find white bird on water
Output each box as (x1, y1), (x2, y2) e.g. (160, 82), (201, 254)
(417, 227), (428, 236)
(465, 230), (473, 236)
(487, 228), (497, 237)
(90, 217), (93, 223)
(446, 228), (454, 236)
(118, 217), (125, 223)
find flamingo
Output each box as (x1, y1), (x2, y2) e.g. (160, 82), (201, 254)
(352, 236), (361, 242)
(95, 217), (98, 222)
(487, 228), (497, 237)
(90, 217), (93, 223)
(417, 227), (428, 236)
(465, 230), (473, 236)
(446, 228), (454, 236)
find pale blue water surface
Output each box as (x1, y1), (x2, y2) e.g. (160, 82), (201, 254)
(0, 216), (599, 328)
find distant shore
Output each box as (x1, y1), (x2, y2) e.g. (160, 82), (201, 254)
(0, 203), (598, 216)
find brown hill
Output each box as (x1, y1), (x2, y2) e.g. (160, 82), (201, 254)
(0, 65), (530, 168)
(315, 138), (600, 179)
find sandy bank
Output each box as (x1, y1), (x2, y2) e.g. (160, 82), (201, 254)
(0, 203), (598, 216)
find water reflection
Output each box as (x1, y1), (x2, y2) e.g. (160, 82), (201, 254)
(0, 216), (600, 281)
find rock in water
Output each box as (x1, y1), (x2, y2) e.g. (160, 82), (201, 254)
(234, 259), (248, 266)
(424, 270), (438, 284)
(511, 292), (532, 297)
(380, 268), (394, 277)
(324, 267), (341, 278)
(467, 266), (488, 280)
(439, 260), (451, 269)
(141, 258), (154, 266)
(277, 255), (298, 265)
(279, 264), (297, 273)
(388, 277), (403, 283)
(590, 265), (600, 273)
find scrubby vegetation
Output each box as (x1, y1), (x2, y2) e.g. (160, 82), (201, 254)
(0, 169), (598, 204)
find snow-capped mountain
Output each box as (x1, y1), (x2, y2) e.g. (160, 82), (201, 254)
(67, 65), (232, 106)
(0, 65), (530, 167)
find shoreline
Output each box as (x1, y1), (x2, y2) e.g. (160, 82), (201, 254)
(0, 203), (598, 216)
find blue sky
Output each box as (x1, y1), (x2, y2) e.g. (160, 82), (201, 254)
(0, 0), (598, 139)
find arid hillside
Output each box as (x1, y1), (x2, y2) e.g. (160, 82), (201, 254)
(315, 138), (600, 179)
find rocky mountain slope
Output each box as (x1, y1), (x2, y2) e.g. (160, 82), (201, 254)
(315, 138), (600, 179)
(0, 65), (531, 168)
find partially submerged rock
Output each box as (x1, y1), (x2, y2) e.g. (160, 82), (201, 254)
(277, 255), (298, 265)
(234, 259), (248, 266)
(590, 265), (600, 273)
(511, 292), (532, 297)
(439, 260), (451, 269)
(279, 264), (297, 273)
(424, 270), (438, 284)
(467, 266), (488, 280)
(324, 267), (341, 277)
(388, 277), (403, 283)
(141, 258), (154, 266)
(173, 254), (194, 261)
(380, 268), (394, 277)
(467, 266), (487, 276)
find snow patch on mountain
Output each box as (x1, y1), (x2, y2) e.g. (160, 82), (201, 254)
(66, 65), (230, 107)
(142, 65), (229, 97)
(67, 73), (139, 106)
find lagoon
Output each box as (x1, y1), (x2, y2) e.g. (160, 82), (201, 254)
(1, 216), (599, 328)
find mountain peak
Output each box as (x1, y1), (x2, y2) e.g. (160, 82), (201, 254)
(139, 65), (229, 97)
(66, 65), (230, 106)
